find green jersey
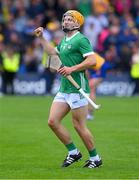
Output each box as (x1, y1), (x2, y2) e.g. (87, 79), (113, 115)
(56, 32), (94, 93)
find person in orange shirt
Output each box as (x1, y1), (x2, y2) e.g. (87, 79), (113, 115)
(87, 53), (105, 120)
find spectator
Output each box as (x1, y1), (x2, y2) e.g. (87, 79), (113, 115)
(83, 11), (109, 49)
(103, 25), (120, 52)
(26, 0), (45, 18)
(111, 0), (132, 16)
(0, 44), (20, 95)
(22, 44), (38, 73)
(130, 42), (139, 95)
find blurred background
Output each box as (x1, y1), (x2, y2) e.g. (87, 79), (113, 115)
(0, 0), (139, 97)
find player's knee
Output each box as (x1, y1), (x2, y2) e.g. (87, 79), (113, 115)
(48, 118), (56, 129)
(73, 121), (81, 132)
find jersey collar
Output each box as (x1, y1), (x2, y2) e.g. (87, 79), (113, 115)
(65, 31), (79, 41)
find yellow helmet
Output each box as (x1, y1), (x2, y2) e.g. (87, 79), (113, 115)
(63, 10), (84, 27)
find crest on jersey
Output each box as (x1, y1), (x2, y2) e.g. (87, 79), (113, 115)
(67, 45), (72, 49)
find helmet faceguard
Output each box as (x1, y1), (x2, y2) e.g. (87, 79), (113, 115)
(62, 10), (84, 32)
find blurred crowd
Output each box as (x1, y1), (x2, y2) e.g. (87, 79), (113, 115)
(0, 0), (139, 94)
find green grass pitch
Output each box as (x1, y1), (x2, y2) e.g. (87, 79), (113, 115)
(0, 96), (139, 179)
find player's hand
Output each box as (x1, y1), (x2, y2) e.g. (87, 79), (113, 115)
(34, 27), (44, 37)
(58, 66), (74, 76)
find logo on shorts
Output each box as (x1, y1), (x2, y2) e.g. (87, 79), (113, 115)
(72, 100), (78, 104)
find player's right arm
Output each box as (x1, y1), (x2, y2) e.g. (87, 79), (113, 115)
(34, 27), (57, 55)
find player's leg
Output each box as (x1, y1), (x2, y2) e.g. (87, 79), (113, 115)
(48, 97), (82, 167)
(72, 105), (94, 149)
(48, 101), (71, 144)
(71, 106), (102, 168)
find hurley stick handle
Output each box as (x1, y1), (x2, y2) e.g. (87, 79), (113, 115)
(66, 75), (80, 89)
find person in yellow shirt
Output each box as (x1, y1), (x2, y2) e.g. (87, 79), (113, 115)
(130, 43), (139, 95)
(0, 44), (20, 95)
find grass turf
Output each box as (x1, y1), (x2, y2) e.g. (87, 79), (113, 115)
(0, 96), (139, 179)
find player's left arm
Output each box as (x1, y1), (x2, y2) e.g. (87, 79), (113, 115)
(71, 53), (96, 72)
(58, 54), (96, 76)
(58, 37), (96, 76)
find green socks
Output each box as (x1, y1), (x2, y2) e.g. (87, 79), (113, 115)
(65, 142), (77, 151)
(65, 144), (99, 159)
(89, 148), (97, 157)
(89, 148), (100, 161)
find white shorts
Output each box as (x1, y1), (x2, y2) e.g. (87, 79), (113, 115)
(53, 92), (89, 109)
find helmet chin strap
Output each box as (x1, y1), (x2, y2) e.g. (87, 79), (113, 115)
(62, 26), (79, 33)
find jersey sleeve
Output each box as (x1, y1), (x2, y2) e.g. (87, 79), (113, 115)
(79, 37), (95, 57)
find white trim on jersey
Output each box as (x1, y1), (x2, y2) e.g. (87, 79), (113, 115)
(83, 51), (95, 58)
(55, 47), (59, 54)
(80, 72), (86, 91)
